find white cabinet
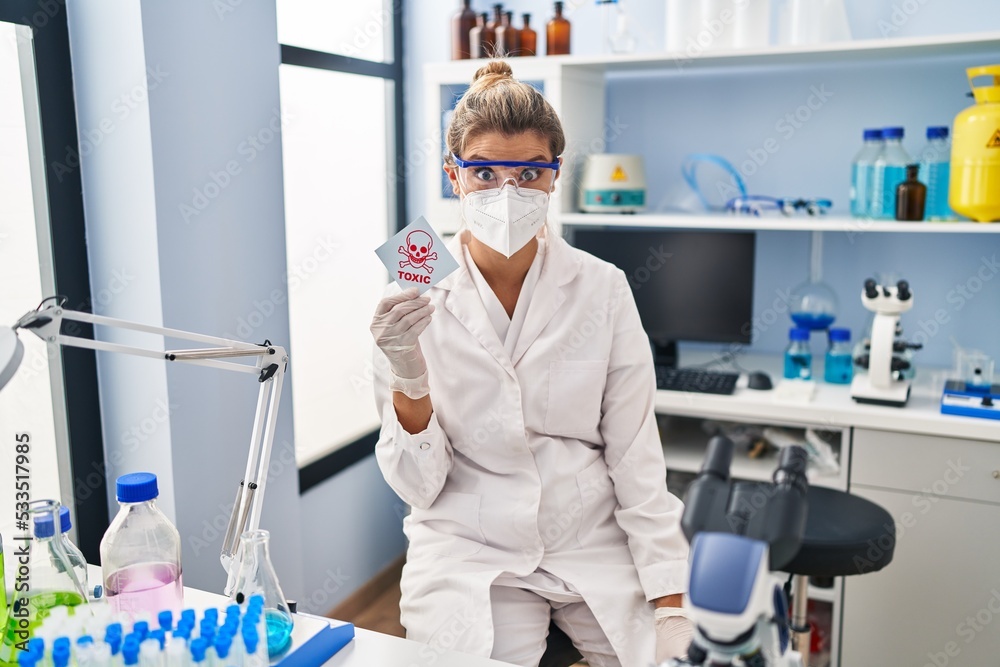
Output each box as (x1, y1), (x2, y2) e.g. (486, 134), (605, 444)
(843, 429), (1000, 666)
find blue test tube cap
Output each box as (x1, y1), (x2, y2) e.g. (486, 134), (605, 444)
(171, 629), (188, 645)
(214, 634), (233, 660)
(17, 650), (36, 667)
(122, 638), (140, 666)
(27, 638), (44, 656)
(106, 632), (123, 655)
(106, 622), (123, 638)
(181, 609), (196, 624)
(242, 628), (259, 655)
(77, 636), (94, 646)
(52, 646), (70, 667)
(150, 629), (166, 649)
(225, 604), (240, 617)
(200, 618), (216, 637)
(158, 610), (173, 631)
(248, 594), (265, 608)
(204, 608), (219, 623)
(53, 637), (71, 651)
(133, 621), (149, 640)
(190, 638), (209, 664)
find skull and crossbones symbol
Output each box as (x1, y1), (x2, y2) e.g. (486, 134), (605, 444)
(399, 230), (438, 274)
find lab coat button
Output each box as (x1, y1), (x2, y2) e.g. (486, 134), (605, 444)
(419, 442), (430, 451)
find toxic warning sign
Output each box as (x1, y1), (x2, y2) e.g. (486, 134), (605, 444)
(375, 216), (458, 295)
(987, 129), (1000, 149)
(610, 165), (628, 182)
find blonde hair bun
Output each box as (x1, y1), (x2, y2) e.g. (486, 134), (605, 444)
(445, 59), (565, 166)
(472, 60), (514, 86)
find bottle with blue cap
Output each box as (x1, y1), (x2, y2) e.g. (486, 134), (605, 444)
(917, 126), (955, 221)
(870, 126), (912, 219)
(1, 500), (87, 664)
(783, 327), (813, 380)
(850, 128), (884, 217)
(100, 473), (183, 619)
(824, 327), (854, 384)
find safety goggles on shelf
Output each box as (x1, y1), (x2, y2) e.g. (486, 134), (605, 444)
(726, 195), (833, 217)
(452, 154), (559, 193)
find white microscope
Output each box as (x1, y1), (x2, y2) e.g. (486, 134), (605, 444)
(850, 278), (922, 407)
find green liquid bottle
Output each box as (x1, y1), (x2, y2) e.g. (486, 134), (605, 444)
(0, 501), (88, 665)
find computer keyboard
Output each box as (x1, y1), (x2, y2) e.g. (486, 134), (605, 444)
(655, 367), (739, 395)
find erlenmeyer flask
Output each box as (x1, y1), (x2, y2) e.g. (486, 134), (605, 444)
(230, 530), (293, 657)
(1, 500), (88, 662)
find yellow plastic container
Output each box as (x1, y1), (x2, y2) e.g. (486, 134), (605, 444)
(950, 65), (1000, 222)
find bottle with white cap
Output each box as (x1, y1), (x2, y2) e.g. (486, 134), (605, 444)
(100, 473), (183, 619)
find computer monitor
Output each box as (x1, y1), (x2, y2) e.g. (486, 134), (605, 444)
(570, 228), (756, 367)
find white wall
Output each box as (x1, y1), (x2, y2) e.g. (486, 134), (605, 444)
(66, 0), (304, 599)
(67, 0), (411, 610)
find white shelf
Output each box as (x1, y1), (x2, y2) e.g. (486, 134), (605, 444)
(660, 413), (846, 488)
(558, 212), (1000, 233)
(655, 352), (1000, 443)
(428, 31), (1000, 78)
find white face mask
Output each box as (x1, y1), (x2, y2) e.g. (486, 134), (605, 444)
(461, 183), (550, 258)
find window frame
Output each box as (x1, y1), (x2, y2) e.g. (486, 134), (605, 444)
(280, 2), (407, 491)
(1, 0), (106, 563)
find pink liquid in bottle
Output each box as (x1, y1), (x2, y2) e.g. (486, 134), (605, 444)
(106, 562), (182, 617)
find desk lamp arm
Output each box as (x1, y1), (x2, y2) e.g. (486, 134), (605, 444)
(12, 302), (287, 591)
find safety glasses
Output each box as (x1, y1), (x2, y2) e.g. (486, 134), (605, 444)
(726, 196), (832, 217)
(452, 154), (559, 193)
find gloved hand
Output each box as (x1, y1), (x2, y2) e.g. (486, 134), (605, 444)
(654, 607), (694, 664)
(370, 288), (435, 399)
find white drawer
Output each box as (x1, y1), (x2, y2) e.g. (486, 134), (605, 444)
(852, 428), (1000, 504)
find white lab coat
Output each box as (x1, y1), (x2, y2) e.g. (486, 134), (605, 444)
(373, 230), (689, 666)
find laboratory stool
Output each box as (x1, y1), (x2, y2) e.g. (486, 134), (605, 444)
(783, 486), (896, 666)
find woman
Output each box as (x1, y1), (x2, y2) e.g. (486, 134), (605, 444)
(370, 61), (692, 667)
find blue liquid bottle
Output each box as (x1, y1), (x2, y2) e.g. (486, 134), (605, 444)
(850, 129), (884, 217)
(784, 327), (812, 380)
(870, 127), (911, 220)
(917, 126), (954, 220)
(824, 328), (853, 384)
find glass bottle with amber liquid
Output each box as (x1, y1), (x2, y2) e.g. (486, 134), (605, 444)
(452, 0), (477, 60)
(470, 13), (496, 59)
(546, 1), (571, 55)
(520, 14), (538, 56)
(496, 11), (521, 57)
(895, 164), (927, 221)
(485, 4), (504, 56)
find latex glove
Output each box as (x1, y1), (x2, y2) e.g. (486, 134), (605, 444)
(654, 607), (694, 664)
(370, 288), (435, 399)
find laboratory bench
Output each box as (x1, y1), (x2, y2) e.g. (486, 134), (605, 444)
(81, 566), (509, 667)
(658, 352), (1000, 667)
